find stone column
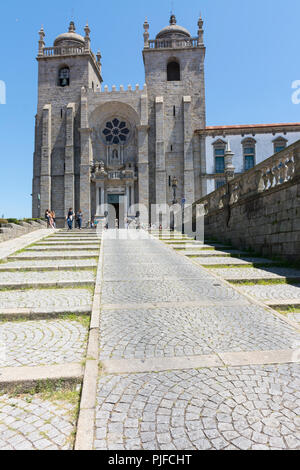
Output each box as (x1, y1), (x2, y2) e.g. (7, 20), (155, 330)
(183, 96), (195, 205)
(137, 92), (150, 215)
(40, 104), (52, 216)
(96, 182), (105, 216)
(64, 103), (76, 217)
(155, 96), (167, 206)
(294, 142), (300, 177)
(79, 88), (92, 224)
(224, 141), (235, 183)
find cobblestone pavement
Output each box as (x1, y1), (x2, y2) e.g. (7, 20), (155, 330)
(27, 245), (100, 251)
(95, 364), (300, 450)
(211, 267), (300, 281)
(94, 231), (300, 450)
(102, 279), (247, 305)
(238, 284), (300, 301)
(0, 270), (95, 287)
(0, 288), (93, 311)
(0, 229), (100, 450)
(0, 395), (76, 450)
(0, 259), (98, 271)
(0, 320), (87, 367)
(193, 257), (276, 266)
(99, 305), (299, 360)
(103, 262), (216, 281)
(10, 250), (99, 259)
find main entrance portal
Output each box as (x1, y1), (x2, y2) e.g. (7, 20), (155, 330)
(107, 194), (124, 228)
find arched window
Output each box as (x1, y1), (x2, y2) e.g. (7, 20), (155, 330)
(167, 61), (180, 81)
(58, 67), (70, 87)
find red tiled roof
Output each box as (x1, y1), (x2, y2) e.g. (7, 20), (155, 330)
(204, 123), (300, 130)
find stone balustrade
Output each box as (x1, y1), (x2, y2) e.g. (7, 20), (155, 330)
(194, 140), (300, 261)
(148, 37), (199, 49)
(40, 47), (100, 71)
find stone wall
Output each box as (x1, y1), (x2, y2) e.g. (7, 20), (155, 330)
(194, 141), (300, 261)
(0, 220), (47, 243)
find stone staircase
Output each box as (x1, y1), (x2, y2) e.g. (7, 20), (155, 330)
(151, 230), (300, 327)
(0, 228), (101, 449)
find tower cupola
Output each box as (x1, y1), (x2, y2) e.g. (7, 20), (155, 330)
(54, 21), (85, 48)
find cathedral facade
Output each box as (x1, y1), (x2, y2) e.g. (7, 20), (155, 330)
(32, 15), (300, 227)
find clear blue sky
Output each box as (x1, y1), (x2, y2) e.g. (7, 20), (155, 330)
(0, 0), (300, 218)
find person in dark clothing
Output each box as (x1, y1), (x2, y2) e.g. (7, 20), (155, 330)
(76, 210), (83, 230)
(67, 208), (75, 230)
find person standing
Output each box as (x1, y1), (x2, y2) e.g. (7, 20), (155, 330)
(76, 210), (83, 230)
(67, 208), (75, 230)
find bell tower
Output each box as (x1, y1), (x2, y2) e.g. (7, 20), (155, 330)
(143, 14), (206, 206)
(32, 21), (103, 225)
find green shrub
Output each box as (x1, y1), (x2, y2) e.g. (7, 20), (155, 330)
(7, 218), (21, 225)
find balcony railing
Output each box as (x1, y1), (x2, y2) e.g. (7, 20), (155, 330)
(148, 37), (199, 49)
(42, 46), (86, 57)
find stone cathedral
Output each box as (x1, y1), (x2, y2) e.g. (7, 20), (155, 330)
(32, 15), (206, 227)
(32, 15), (300, 227)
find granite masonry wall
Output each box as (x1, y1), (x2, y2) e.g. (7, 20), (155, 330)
(194, 141), (300, 261)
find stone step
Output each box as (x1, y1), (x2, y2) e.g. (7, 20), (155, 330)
(0, 259), (97, 272)
(0, 280), (95, 290)
(36, 240), (101, 245)
(210, 267), (300, 284)
(184, 250), (249, 258)
(0, 270), (95, 290)
(193, 257), (277, 267)
(26, 245), (100, 251)
(238, 284), (300, 310)
(0, 288), (93, 314)
(9, 251), (99, 261)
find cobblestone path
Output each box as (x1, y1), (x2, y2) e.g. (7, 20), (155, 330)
(93, 230), (300, 451)
(1, 228), (299, 450)
(0, 228), (101, 449)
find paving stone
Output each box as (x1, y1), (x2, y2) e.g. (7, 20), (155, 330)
(211, 267), (300, 281)
(0, 288), (93, 311)
(0, 270), (95, 287)
(0, 395), (77, 450)
(99, 305), (299, 360)
(0, 319), (87, 367)
(239, 284), (300, 302)
(95, 364), (300, 450)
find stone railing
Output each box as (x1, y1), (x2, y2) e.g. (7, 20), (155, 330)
(199, 141), (299, 215)
(194, 140), (300, 260)
(148, 37), (199, 49)
(42, 46), (85, 56)
(40, 47), (100, 71)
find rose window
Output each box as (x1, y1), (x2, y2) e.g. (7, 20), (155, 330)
(102, 119), (130, 144)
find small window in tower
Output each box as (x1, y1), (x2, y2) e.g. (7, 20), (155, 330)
(58, 67), (70, 87)
(173, 106), (176, 116)
(167, 61), (180, 81)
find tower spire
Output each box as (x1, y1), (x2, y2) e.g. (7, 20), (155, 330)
(38, 25), (45, 57)
(84, 21), (91, 51)
(143, 17), (150, 49)
(197, 13), (204, 46)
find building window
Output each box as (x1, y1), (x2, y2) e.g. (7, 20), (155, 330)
(242, 139), (256, 171)
(216, 180), (225, 190)
(213, 140), (226, 174)
(214, 149), (225, 174)
(273, 137), (287, 154)
(58, 67), (70, 87)
(167, 61), (180, 81)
